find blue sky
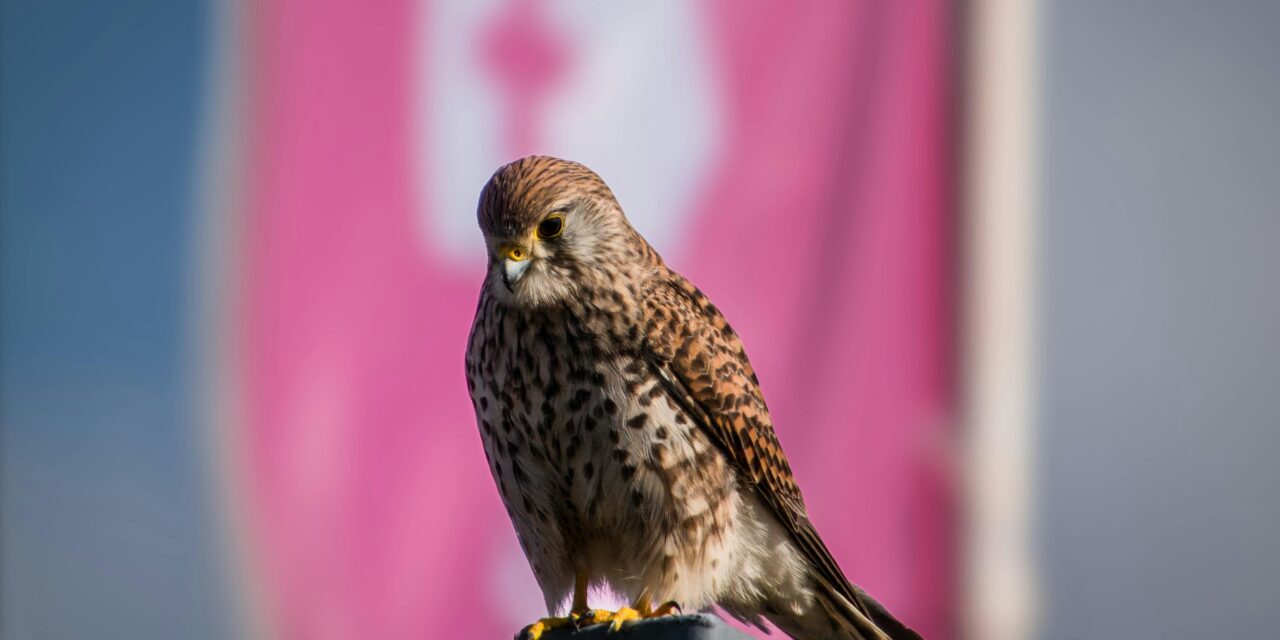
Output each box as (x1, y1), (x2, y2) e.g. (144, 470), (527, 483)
(1, 0), (229, 636)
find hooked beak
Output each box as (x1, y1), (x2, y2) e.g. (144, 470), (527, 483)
(498, 243), (531, 290)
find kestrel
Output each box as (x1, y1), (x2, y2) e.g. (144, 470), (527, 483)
(465, 156), (920, 640)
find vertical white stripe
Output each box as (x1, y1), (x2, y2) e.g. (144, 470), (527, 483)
(964, 2), (1042, 640)
(413, 1), (720, 264)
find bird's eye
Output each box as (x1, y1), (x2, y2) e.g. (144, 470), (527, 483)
(536, 214), (565, 239)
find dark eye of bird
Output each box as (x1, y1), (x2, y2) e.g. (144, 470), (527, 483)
(536, 215), (564, 239)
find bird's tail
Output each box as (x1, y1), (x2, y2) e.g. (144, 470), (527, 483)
(767, 575), (923, 640)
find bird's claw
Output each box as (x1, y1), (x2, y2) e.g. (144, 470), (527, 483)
(650, 601), (682, 617)
(602, 601), (681, 632)
(606, 607), (642, 632)
(521, 614), (577, 640)
(523, 602), (682, 638)
(571, 609), (612, 627)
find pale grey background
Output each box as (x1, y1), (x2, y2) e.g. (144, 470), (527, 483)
(1041, 1), (1280, 638)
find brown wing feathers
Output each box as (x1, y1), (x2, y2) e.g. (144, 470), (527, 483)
(639, 273), (879, 620)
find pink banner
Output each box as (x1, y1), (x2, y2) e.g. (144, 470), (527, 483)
(239, 1), (953, 638)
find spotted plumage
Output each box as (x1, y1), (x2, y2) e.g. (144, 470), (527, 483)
(465, 156), (920, 640)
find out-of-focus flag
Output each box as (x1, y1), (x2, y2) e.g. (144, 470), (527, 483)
(228, 1), (954, 638)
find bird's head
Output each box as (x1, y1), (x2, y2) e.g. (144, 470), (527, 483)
(476, 156), (646, 307)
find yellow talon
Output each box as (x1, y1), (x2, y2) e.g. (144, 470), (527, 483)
(526, 602), (671, 637)
(650, 601), (682, 617)
(608, 607), (642, 632)
(522, 615), (575, 640)
(577, 609), (612, 626)
(525, 620), (546, 640)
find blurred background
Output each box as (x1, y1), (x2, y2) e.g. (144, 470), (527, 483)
(2, 1), (1277, 639)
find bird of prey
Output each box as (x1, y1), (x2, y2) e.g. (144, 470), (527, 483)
(465, 156), (921, 640)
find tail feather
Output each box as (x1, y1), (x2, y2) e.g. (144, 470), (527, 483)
(848, 585), (922, 640)
(768, 574), (923, 640)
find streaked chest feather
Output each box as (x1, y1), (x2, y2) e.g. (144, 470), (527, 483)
(465, 298), (737, 558)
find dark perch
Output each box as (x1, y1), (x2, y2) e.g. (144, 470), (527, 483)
(518, 614), (754, 640)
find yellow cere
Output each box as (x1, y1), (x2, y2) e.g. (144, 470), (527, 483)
(501, 244), (529, 262)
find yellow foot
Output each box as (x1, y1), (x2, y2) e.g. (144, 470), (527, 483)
(606, 607), (642, 632)
(569, 609), (614, 627)
(525, 603), (681, 638)
(554, 607), (643, 633)
(603, 602), (681, 631)
(521, 613), (580, 640)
